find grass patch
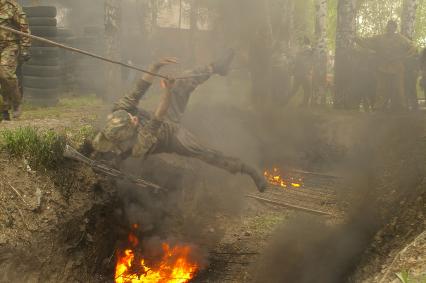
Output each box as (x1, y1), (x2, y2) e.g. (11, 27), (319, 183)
(58, 94), (102, 108)
(0, 127), (66, 170)
(65, 124), (96, 147)
(396, 271), (426, 283)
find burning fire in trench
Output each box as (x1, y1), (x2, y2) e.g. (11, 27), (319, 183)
(114, 167), (302, 282)
(264, 167), (303, 188)
(115, 224), (201, 283)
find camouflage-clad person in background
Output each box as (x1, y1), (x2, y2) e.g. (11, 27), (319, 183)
(289, 37), (314, 106)
(420, 48), (426, 94)
(356, 20), (416, 111)
(0, 0), (31, 121)
(91, 51), (268, 192)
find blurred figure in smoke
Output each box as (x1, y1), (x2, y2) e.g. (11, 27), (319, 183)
(420, 48), (426, 100)
(404, 50), (420, 111)
(249, 24), (273, 108)
(0, 0), (31, 121)
(91, 51), (268, 192)
(288, 37), (314, 106)
(270, 41), (291, 105)
(356, 20), (417, 111)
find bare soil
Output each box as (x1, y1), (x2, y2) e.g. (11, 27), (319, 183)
(0, 99), (425, 283)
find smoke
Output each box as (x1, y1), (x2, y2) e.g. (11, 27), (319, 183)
(252, 115), (425, 283)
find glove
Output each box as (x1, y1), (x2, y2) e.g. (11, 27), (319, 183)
(21, 49), (31, 62)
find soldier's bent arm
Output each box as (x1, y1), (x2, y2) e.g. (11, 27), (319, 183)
(355, 36), (380, 51)
(113, 58), (177, 114)
(13, 3), (31, 49)
(113, 74), (153, 114)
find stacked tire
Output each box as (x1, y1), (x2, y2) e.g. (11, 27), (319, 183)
(56, 28), (75, 93)
(23, 6), (60, 107)
(69, 26), (106, 96)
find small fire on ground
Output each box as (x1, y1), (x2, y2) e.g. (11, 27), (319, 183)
(115, 224), (200, 283)
(264, 167), (303, 188)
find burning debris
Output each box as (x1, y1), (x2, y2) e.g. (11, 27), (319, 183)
(264, 167), (303, 188)
(115, 225), (201, 283)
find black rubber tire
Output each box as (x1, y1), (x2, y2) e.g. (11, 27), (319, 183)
(24, 87), (58, 97)
(28, 17), (57, 26)
(84, 26), (104, 36)
(30, 26), (57, 37)
(30, 47), (59, 58)
(57, 28), (73, 38)
(23, 6), (57, 18)
(26, 98), (58, 107)
(23, 76), (61, 89)
(22, 65), (61, 77)
(32, 37), (57, 47)
(26, 57), (59, 66)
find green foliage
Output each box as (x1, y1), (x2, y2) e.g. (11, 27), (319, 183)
(415, 0), (426, 47)
(397, 271), (413, 283)
(65, 124), (96, 147)
(396, 271), (426, 283)
(0, 127), (66, 170)
(357, 0), (403, 37)
(58, 95), (102, 108)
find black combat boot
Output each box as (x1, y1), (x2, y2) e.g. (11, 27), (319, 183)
(1, 111), (10, 121)
(242, 164), (268, 193)
(211, 49), (235, 76)
(13, 105), (22, 119)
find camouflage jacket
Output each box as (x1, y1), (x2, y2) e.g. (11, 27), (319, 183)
(421, 49), (426, 72)
(111, 67), (212, 158)
(0, 0), (30, 49)
(357, 33), (416, 74)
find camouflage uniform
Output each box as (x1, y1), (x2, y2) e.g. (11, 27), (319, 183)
(93, 66), (248, 176)
(290, 44), (314, 106)
(405, 51), (419, 110)
(0, 0), (30, 114)
(357, 33), (416, 111)
(420, 49), (426, 92)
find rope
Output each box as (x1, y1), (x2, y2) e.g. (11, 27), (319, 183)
(0, 25), (174, 80)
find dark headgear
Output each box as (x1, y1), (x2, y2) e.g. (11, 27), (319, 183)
(386, 20), (398, 34)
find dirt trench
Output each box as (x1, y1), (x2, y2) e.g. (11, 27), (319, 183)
(0, 110), (425, 283)
(0, 157), (120, 283)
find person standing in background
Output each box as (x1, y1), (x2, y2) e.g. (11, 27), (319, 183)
(0, 0), (31, 121)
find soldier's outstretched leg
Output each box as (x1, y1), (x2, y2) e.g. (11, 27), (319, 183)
(162, 126), (268, 192)
(167, 49), (235, 123)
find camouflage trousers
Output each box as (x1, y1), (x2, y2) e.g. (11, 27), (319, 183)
(155, 123), (245, 175)
(153, 66), (245, 175)
(291, 75), (312, 106)
(375, 71), (406, 111)
(0, 42), (21, 112)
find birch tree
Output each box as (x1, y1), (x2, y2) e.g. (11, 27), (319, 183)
(188, 0), (198, 64)
(314, 0), (328, 104)
(105, 0), (122, 101)
(334, 0), (358, 108)
(401, 0), (419, 39)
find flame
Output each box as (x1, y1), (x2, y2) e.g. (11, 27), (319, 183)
(263, 167), (303, 188)
(115, 227), (199, 283)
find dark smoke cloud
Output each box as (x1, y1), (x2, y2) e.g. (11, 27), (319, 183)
(253, 115), (425, 283)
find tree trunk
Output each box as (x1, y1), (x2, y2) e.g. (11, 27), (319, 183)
(179, 0), (183, 29)
(188, 0), (198, 64)
(314, 0), (328, 105)
(401, 0), (419, 39)
(334, 0), (358, 108)
(150, 0), (158, 32)
(105, 0), (122, 101)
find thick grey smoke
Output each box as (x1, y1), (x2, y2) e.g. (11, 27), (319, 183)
(252, 115), (425, 283)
